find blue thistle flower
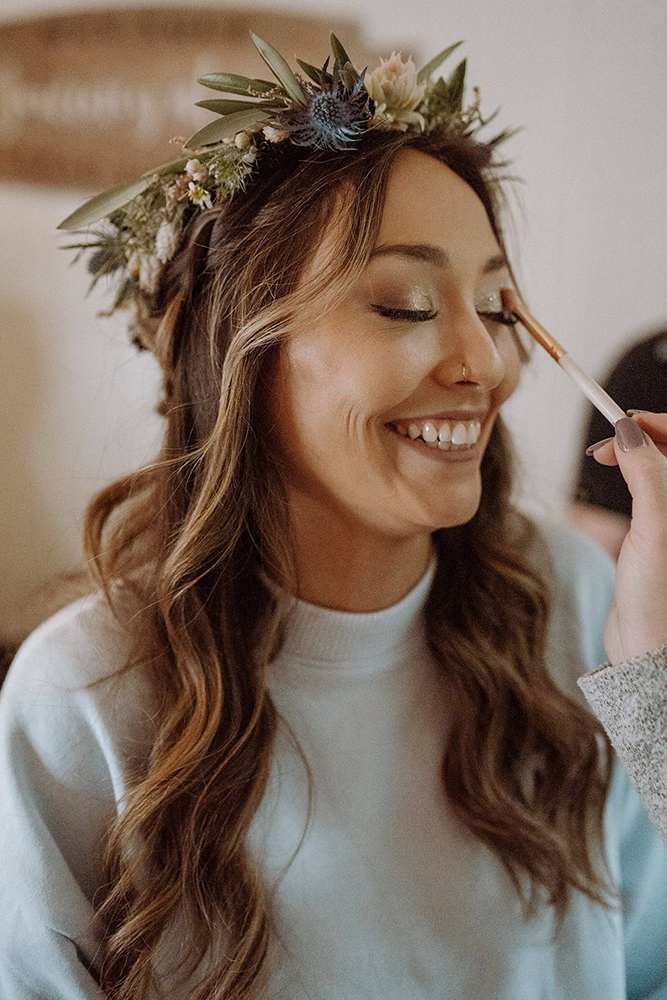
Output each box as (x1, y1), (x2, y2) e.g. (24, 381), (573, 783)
(276, 61), (369, 151)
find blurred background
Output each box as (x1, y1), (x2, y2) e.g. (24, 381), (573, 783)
(2, 0), (666, 650)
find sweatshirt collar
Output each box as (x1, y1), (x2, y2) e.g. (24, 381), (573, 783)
(273, 556), (437, 669)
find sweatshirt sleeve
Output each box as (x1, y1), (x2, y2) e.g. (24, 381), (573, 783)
(0, 596), (149, 999)
(578, 642), (667, 848)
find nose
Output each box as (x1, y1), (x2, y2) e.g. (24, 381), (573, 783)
(431, 303), (506, 390)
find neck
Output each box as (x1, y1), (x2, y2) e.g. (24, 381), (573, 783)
(285, 494), (434, 613)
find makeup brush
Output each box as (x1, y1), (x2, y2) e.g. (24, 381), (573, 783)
(501, 288), (626, 427)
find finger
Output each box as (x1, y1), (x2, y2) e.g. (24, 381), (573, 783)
(587, 414), (667, 466)
(612, 416), (667, 515)
(627, 410), (667, 446)
(588, 437), (618, 467)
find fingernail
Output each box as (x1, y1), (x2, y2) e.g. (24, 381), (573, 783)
(586, 437), (613, 456)
(626, 409), (645, 416)
(615, 416), (647, 451)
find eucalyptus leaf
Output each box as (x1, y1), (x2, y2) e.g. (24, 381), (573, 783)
(195, 98), (283, 115)
(416, 41), (463, 86)
(447, 58), (467, 113)
(186, 107), (271, 148)
(250, 33), (306, 106)
(296, 58), (323, 84)
(141, 155), (192, 179)
(197, 72), (275, 96)
(58, 177), (151, 231)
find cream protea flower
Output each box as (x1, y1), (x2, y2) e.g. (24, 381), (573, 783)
(365, 52), (426, 131)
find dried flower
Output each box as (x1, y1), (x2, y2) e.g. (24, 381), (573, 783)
(139, 255), (160, 294)
(155, 220), (179, 263)
(164, 175), (191, 214)
(185, 158), (208, 182)
(365, 52), (426, 131)
(234, 131), (251, 150)
(262, 125), (290, 143)
(277, 63), (369, 150)
(188, 182), (213, 210)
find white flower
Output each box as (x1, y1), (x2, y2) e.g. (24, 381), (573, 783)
(241, 147), (257, 165)
(234, 131), (251, 150)
(262, 125), (289, 143)
(126, 250), (140, 277)
(365, 52), (426, 130)
(188, 181), (213, 210)
(185, 158), (208, 182)
(139, 255), (161, 294)
(155, 220), (179, 263)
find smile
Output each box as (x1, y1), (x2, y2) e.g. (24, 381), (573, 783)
(388, 417), (483, 450)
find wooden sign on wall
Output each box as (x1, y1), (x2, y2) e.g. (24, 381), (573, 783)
(0, 7), (371, 191)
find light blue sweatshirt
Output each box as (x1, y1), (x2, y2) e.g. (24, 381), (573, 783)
(1, 524), (667, 999)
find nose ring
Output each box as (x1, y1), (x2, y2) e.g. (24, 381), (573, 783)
(461, 362), (467, 381)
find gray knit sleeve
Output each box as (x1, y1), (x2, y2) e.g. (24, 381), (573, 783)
(578, 643), (667, 845)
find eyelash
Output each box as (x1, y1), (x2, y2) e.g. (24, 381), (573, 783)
(372, 306), (517, 327)
(372, 306), (437, 322)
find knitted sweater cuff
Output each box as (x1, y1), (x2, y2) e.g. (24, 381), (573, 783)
(578, 642), (667, 844)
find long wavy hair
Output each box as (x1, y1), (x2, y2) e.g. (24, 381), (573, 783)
(85, 129), (616, 999)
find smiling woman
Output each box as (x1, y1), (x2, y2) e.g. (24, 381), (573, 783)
(268, 150), (522, 609)
(2, 33), (667, 1000)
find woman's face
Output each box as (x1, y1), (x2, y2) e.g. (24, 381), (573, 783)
(269, 149), (522, 540)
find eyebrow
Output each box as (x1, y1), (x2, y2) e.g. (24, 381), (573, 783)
(369, 243), (508, 275)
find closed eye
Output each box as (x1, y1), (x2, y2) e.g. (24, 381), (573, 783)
(478, 310), (517, 327)
(372, 305), (438, 322)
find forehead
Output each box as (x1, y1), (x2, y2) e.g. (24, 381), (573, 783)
(376, 149), (500, 261)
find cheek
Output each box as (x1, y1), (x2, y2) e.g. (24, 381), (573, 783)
(269, 336), (380, 477)
(494, 331), (523, 405)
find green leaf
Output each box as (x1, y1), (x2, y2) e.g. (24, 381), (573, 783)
(330, 33), (354, 69)
(57, 176), (151, 231)
(430, 76), (449, 100)
(141, 155), (192, 179)
(339, 61), (360, 89)
(296, 58), (323, 84)
(186, 107), (271, 148)
(197, 72), (275, 96)
(194, 98), (283, 115)
(250, 33), (306, 106)
(417, 41), (463, 86)
(447, 58), (467, 113)
(486, 124), (522, 148)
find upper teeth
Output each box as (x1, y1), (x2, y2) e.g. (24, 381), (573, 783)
(393, 419), (482, 449)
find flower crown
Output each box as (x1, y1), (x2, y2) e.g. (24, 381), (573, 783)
(59, 33), (514, 328)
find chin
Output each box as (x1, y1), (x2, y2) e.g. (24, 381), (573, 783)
(417, 483), (483, 532)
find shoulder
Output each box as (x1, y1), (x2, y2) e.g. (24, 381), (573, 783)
(527, 519), (615, 694)
(0, 587), (157, 773)
(5, 589), (134, 693)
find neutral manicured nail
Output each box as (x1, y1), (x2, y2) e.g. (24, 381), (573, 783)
(586, 437), (613, 456)
(626, 409), (645, 416)
(615, 416), (646, 451)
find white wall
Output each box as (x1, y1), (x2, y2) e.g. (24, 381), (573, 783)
(2, 0), (666, 630)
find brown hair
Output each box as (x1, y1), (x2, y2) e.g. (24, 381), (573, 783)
(85, 130), (616, 999)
